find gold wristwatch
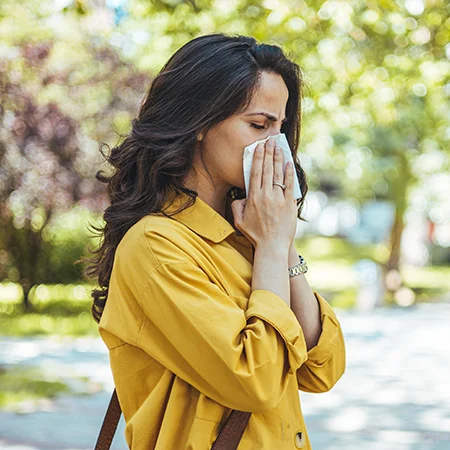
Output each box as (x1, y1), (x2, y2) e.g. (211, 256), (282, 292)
(288, 254), (308, 277)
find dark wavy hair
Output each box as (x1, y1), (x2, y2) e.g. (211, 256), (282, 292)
(84, 32), (309, 323)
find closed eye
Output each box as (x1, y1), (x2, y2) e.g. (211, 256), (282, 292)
(251, 123), (266, 130)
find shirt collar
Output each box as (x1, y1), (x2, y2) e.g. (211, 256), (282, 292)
(161, 190), (238, 243)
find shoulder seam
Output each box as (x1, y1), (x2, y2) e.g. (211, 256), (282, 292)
(142, 216), (164, 268)
(142, 216), (198, 267)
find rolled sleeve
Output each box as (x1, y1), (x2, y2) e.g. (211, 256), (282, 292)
(245, 289), (308, 375)
(296, 291), (346, 393)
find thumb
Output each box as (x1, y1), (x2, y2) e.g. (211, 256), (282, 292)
(230, 198), (246, 225)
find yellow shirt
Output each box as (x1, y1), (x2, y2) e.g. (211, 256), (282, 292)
(98, 192), (346, 449)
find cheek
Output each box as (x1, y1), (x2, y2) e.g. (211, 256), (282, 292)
(218, 127), (250, 158)
(226, 122), (252, 142)
(223, 151), (243, 176)
(208, 122), (252, 174)
(219, 142), (244, 178)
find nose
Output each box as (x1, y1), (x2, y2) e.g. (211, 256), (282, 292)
(264, 125), (282, 139)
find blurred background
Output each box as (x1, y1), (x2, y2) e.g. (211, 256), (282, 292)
(0, 0), (449, 449)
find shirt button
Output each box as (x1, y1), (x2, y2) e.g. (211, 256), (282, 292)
(295, 431), (305, 448)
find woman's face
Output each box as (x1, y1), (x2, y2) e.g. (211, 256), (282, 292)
(199, 71), (289, 194)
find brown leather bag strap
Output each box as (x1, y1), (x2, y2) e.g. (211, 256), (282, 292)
(95, 388), (122, 450)
(211, 409), (251, 450)
(95, 389), (251, 449)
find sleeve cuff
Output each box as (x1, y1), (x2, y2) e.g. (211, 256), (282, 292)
(306, 291), (341, 366)
(245, 289), (308, 374)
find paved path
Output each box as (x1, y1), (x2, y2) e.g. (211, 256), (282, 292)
(0, 302), (449, 449)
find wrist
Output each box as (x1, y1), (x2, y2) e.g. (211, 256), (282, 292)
(288, 245), (299, 266)
(254, 242), (290, 256)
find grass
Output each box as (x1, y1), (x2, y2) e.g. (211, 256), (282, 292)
(0, 282), (99, 337)
(0, 365), (72, 410)
(0, 311), (98, 337)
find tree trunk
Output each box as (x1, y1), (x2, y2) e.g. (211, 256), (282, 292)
(22, 282), (32, 312)
(387, 205), (406, 272)
(5, 209), (51, 312)
(20, 224), (44, 312)
(384, 151), (411, 297)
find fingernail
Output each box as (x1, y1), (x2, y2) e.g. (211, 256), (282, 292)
(275, 146), (281, 154)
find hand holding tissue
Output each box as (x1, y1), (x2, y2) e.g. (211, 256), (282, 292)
(243, 133), (302, 201)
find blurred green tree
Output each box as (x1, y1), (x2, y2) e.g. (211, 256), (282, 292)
(123, 0), (449, 279)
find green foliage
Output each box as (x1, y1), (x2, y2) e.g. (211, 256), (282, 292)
(0, 366), (71, 408)
(0, 282), (98, 336)
(327, 289), (357, 310)
(298, 236), (386, 265)
(42, 207), (103, 283)
(123, 0), (450, 248)
(0, 312), (98, 337)
(1, 206), (102, 286)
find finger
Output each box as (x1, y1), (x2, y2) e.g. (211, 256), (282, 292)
(248, 143), (264, 195)
(273, 145), (284, 193)
(284, 161), (294, 201)
(262, 138), (274, 191)
(231, 199), (244, 221)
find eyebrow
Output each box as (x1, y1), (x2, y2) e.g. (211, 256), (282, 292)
(245, 112), (287, 123)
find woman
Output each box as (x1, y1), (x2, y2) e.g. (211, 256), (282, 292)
(87, 33), (345, 449)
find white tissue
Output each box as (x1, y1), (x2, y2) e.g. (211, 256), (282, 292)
(243, 133), (302, 200)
